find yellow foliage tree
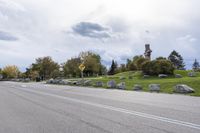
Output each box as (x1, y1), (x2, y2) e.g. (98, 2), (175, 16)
(2, 65), (20, 79)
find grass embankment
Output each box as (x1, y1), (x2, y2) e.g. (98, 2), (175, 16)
(90, 70), (200, 96)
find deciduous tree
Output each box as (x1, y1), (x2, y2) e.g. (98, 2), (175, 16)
(63, 57), (81, 78)
(2, 65), (20, 79)
(29, 56), (59, 80)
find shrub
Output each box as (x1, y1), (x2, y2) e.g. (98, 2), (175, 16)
(141, 59), (174, 75)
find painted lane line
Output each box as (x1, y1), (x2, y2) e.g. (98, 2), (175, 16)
(12, 87), (200, 130)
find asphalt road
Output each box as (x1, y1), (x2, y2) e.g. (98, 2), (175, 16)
(0, 81), (200, 133)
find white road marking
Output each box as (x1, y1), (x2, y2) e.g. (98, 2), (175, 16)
(11, 86), (200, 130)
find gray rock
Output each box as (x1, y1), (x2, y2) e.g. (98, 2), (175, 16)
(158, 74), (168, 78)
(10, 79), (15, 81)
(174, 84), (195, 93)
(84, 80), (92, 86)
(15, 79), (20, 82)
(72, 80), (83, 85)
(59, 80), (68, 85)
(18, 78), (23, 82)
(149, 84), (160, 92)
(52, 79), (60, 84)
(58, 80), (64, 84)
(117, 82), (126, 90)
(23, 78), (30, 82)
(67, 81), (72, 85)
(133, 84), (143, 91)
(95, 81), (104, 87)
(107, 80), (116, 88)
(76, 80), (84, 85)
(188, 72), (197, 77)
(175, 74), (183, 78)
(119, 76), (126, 80)
(143, 75), (150, 78)
(72, 81), (77, 85)
(46, 78), (54, 84)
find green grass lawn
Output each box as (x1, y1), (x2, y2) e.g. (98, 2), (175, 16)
(89, 70), (200, 96)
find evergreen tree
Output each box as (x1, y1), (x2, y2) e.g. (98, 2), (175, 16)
(193, 59), (200, 71)
(108, 60), (117, 75)
(168, 50), (185, 70)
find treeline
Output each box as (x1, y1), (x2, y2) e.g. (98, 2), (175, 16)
(25, 51), (107, 80)
(0, 50), (200, 80)
(108, 50), (189, 75)
(0, 51), (107, 80)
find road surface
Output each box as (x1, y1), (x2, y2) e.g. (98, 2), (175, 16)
(0, 81), (200, 133)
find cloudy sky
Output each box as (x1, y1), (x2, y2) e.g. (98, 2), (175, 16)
(0, 0), (200, 71)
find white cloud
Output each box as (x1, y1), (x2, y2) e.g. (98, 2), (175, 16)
(177, 35), (197, 43)
(0, 0), (200, 70)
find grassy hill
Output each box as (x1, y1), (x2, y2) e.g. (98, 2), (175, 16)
(91, 70), (200, 96)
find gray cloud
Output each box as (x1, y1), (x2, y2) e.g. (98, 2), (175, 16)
(106, 17), (130, 33)
(0, 0), (200, 70)
(0, 31), (18, 41)
(72, 22), (111, 39)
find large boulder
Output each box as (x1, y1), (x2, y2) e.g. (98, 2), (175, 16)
(52, 79), (61, 84)
(23, 78), (30, 82)
(72, 81), (78, 85)
(46, 78), (54, 84)
(67, 81), (72, 85)
(73, 80), (83, 85)
(47, 78), (68, 85)
(133, 84), (143, 91)
(84, 80), (92, 86)
(18, 78), (23, 82)
(107, 80), (116, 88)
(188, 72), (197, 77)
(175, 74), (183, 78)
(95, 81), (104, 87)
(13, 79), (18, 82)
(158, 74), (168, 78)
(117, 82), (126, 90)
(174, 84), (195, 93)
(143, 75), (150, 78)
(149, 84), (160, 92)
(58, 80), (69, 85)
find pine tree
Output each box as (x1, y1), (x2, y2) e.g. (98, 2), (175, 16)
(193, 59), (200, 71)
(108, 60), (117, 75)
(168, 50), (185, 70)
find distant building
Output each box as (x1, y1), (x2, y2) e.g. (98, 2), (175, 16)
(144, 44), (152, 60)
